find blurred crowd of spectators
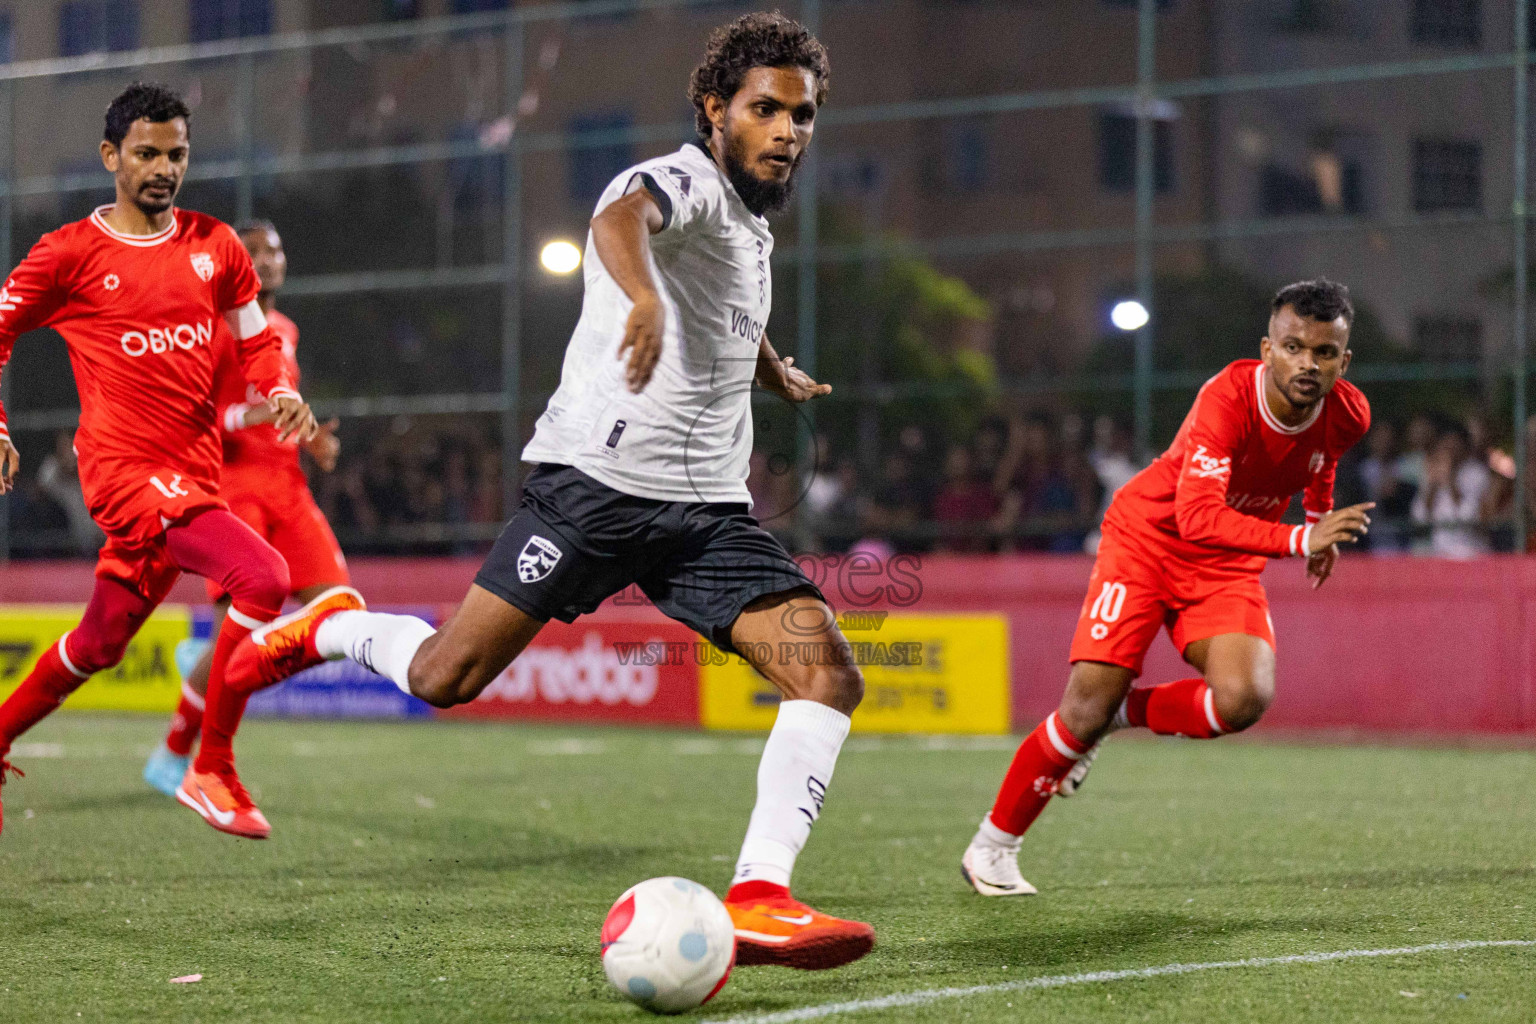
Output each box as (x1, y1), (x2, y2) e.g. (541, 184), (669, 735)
(5, 421), (509, 558)
(775, 415), (1136, 556)
(309, 422), (506, 554)
(7, 408), (1533, 559)
(785, 409), (1533, 559)
(1340, 411), (1532, 558)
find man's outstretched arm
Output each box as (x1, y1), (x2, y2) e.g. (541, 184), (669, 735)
(755, 334), (831, 403)
(591, 188), (666, 394)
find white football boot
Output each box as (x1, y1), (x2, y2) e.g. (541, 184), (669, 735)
(961, 837), (1037, 897)
(1055, 740), (1101, 798)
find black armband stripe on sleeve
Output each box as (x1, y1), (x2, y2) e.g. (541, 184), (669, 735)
(633, 172), (673, 230)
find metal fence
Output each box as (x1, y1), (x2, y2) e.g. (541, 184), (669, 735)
(0, 0), (1531, 559)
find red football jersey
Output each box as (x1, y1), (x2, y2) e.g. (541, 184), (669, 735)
(1104, 359), (1371, 574)
(214, 307), (306, 489)
(0, 206), (297, 532)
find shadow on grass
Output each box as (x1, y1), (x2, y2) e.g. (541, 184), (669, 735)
(920, 908), (1357, 974)
(44, 789), (167, 814)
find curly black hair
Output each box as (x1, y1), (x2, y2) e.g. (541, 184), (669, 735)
(1272, 278), (1354, 327)
(104, 82), (191, 147)
(688, 11), (830, 141)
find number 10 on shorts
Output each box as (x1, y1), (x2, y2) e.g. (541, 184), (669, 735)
(150, 474), (190, 498)
(1087, 581), (1127, 640)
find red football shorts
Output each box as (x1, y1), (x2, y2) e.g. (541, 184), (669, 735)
(1069, 530), (1275, 677)
(95, 533), (184, 606)
(84, 463), (226, 547)
(205, 482), (348, 602)
(89, 466), (227, 604)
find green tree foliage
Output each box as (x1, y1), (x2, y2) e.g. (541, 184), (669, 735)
(814, 235), (997, 447)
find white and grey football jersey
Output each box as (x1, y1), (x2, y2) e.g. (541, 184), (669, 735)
(521, 142), (773, 506)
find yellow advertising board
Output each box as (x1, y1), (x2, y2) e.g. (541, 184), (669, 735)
(0, 605), (191, 713)
(701, 613), (1010, 734)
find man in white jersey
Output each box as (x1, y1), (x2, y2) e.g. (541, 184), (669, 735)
(223, 13), (874, 971)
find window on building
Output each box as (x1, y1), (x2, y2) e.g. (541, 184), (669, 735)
(1411, 0), (1480, 47)
(190, 0), (272, 42)
(1101, 0), (1174, 9)
(941, 119), (989, 193)
(1276, 0), (1335, 33)
(568, 112), (634, 206)
(452, 0), (507, 12)
(826, 153), (888, 197)
(1412, 139), (1481, 212)
(1413, 315), (1482, 363)
(1098, 111), (1173, 193)
(60, 1), (139, 57)
(382, 0), (419, 20)
(0, 13), (13, 65)
(1259, 150), (1364, 216)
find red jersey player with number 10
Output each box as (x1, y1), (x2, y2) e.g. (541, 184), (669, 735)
(0, 83), (320, 841)
(961, 279), (1374, 897)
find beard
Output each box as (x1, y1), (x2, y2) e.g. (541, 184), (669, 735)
(1277, 370), (1325, 410)
(721, 129), (799, 217)
(134, 179), (178, 215)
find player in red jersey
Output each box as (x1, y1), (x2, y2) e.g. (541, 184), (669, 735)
(142, 219), (352, 797)
(961, 279), (1374, 896)
(0, 83), (320, 841)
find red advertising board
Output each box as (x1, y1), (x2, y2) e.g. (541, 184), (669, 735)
(439, 618), (702, 726)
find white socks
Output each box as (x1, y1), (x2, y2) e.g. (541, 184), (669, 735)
(732, 699), (852, 889)
(1111, 698), (1131, 731)
(315, 610), (436, 695)
(972, 812), (1023, 851)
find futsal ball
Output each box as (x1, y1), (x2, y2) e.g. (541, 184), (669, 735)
(601, 877), (736, 1014)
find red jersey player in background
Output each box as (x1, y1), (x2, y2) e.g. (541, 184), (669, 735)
(142, 219), (351, 797)
(0, 83), (320, 841)
(961, 279), (1374, 896)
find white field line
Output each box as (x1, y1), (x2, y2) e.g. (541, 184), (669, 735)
(703, 939), (1535, 1024)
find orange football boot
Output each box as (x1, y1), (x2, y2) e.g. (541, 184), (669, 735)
(225, 586), (365, 690)
(176, 764), (271, 840)
(726, 892), (875, 970)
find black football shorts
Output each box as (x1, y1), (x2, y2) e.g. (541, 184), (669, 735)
(474, 463), (822, 654)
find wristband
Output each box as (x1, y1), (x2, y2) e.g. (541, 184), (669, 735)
(1288, 523), (1315, 558)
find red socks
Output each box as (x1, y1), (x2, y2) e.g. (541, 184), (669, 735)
(192, 607), (271, 774)
(164, 509), (288, 777)
(1123, 678), (1229, 739)
(988, 711), (1090, 837)
(164, 683), (205, 757)
(727, 880), (790, 903)
(0, 638), (90, 753)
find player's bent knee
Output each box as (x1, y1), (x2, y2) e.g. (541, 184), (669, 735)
(1210, 675), (1273, 732)
(784, 663), (862, 716)
(65, 631), (130, 674)
(225, 550), (290, 615)
(830, 665), (865, 714)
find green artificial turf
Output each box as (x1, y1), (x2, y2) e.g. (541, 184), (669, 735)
(0, 715), (1532, 1022)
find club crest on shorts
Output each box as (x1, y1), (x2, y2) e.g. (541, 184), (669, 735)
(190, 252), (215, 282)
(517, 534), (563, 583)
